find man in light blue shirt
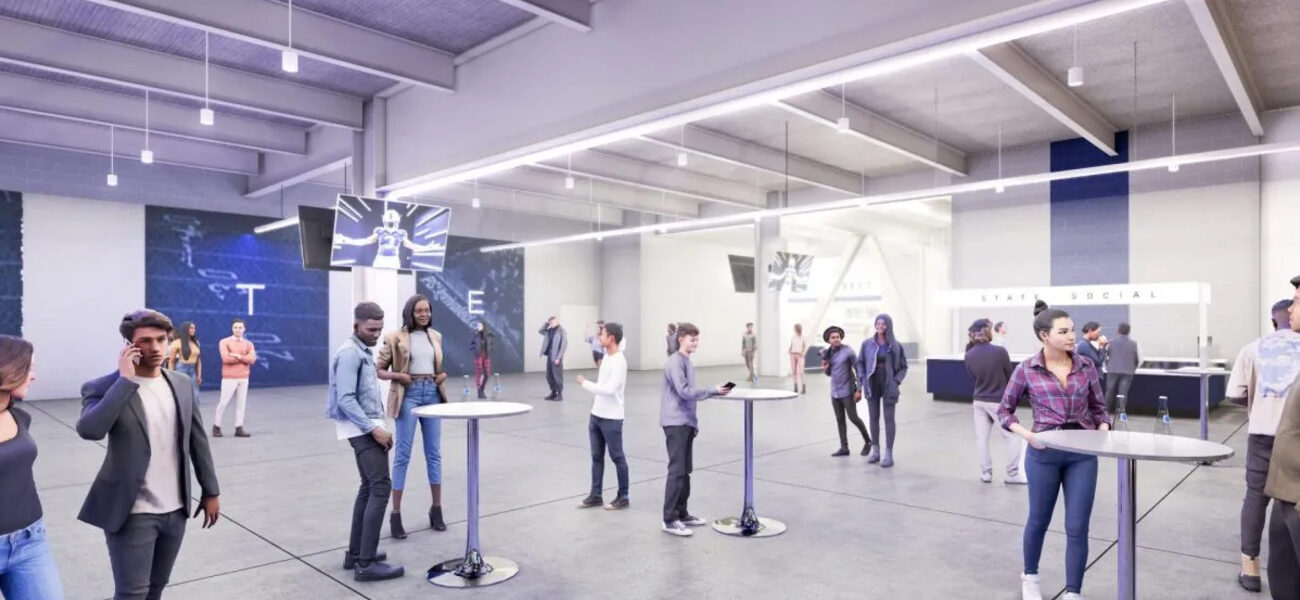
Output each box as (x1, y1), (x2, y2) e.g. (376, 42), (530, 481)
(660, 322), (729, 537)
(328, 302), (403, 582)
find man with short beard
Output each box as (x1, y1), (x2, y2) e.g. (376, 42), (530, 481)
(77, 309), (221, 600)
(328, 302), (403, 582)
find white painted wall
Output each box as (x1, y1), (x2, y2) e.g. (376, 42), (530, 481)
(1263, 109), (1300, 329)
(22, 195), (145, 400)
(524, 242), (602, 373)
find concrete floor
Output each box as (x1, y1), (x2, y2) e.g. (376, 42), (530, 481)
(24, 364), (1273, 599)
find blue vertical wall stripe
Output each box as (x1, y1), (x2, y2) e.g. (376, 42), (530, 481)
(1050, 131), (1130, 335)
(0, 191), (21, 336)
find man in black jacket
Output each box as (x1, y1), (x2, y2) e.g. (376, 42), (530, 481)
(77, 309), (220, 600)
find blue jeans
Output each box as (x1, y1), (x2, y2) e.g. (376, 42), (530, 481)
(0, 519), (64, 600)
(1023, 446), (1098, 594)
(589, 415), (628, 499)
(175, 362), (199, 401)
(392, 380), (442, 490)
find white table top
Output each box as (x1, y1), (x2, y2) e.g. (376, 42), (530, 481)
(1165, 366), (1230, 376)
(1035, 430), (1234, 462)
(716, 388), (799, 401)
(412, 401), (533, 420)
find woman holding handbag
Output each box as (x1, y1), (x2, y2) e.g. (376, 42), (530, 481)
(376, 294), (450, 539)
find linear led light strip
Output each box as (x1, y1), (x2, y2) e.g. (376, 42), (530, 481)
(477, 140), (1300, 253)
(381, 0), (1168, 199)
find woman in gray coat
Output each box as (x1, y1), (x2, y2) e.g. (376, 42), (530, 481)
(857, 313), (908, 468)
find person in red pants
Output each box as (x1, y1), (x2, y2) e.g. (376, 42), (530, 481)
(471, 322), (494, 399)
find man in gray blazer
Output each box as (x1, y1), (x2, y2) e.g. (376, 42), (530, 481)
(77, 309), (221, 600)
(540, 316), (567, 401)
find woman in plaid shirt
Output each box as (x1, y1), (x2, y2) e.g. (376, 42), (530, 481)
(998, 302), (1111, 600)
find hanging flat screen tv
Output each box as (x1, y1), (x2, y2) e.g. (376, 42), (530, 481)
(330, 194), (451, 272)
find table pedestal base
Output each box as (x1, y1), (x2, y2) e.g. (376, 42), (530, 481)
(711, 511), (786, 538)
(427, 553), (519, 588)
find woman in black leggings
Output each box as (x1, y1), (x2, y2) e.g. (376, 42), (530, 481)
(857, 314), (908, 468)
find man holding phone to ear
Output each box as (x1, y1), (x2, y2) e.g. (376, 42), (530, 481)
(76, 309), (221, 600)
(327, 302), (404, 582)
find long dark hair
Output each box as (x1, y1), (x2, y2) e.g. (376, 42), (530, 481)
(178, 321), (198, 360)
(401, 294), (432, 331)
(1032, 301), (1070, 343)
(966, 319), (992, 352)
(0, 335), (33, 406)
(874, 313), (898, 348)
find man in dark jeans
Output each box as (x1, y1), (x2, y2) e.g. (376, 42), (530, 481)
(327, 302), (403, 582)
(659, 322), (729, 537)
(1104, 323), (1140, 413)
(577, 322), (630, 510)
(539, 317), (567, 401)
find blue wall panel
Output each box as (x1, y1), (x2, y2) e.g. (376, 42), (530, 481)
(0, 191), (20, 336)
(416, 236), (524, 379)
(145, 206), (329, 389)
(1050, 131), (1130, 335)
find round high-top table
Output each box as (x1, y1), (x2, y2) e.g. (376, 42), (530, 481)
(1035, 430), (1233, 600)
(710, 388), (798, 537)
(412, 401), (532, 588)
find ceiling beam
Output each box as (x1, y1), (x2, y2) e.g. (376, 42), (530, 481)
(490, 168), (700, 218)
(0, 17), (363, 129)
(1184, 0), (1264, 136)
(0, 109), (259, 174)
(969, 42), (1117, 156)
(246, 126), (354, 197)
(535, 150), (761, 209)
(83, 0), (455, 93)
(639, 125), (863, 195)
(775, 92), (968, 176)
(494, 0), (591, 32)
(0, 71), (306, 155)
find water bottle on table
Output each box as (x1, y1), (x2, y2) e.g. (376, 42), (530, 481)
(492, 373), (502, 400)
(1154, 395), (1173, 435)
(1115, 395), (1129, 431)
(462, 376), (471, 402)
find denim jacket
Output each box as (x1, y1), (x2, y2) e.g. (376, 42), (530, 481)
(326, 335), (383, 433)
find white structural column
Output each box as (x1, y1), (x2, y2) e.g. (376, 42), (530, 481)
(351, 99), (403, 334)
(755, 191), (786, 378)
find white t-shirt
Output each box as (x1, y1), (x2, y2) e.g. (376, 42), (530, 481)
(129, 375), (183, 514)
(335, 418), (387, 441)
(1227, 329), (1300, 436)
(582, 350), (627, 420)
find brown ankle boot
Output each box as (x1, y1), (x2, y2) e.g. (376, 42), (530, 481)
(234, 426), (250, 438)
(212, 426), (223, 437)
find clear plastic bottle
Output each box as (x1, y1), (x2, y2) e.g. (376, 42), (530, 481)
(492, 373), (502, 400)
(1115, 395), (1129, 431)
(1154, 395), (1173, 435)
(461, 375), (471, 402)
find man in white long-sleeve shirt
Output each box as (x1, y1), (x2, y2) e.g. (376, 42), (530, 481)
(576, 322), (630, 510)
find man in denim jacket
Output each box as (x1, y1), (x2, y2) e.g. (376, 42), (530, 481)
(327, 302), (404, 582)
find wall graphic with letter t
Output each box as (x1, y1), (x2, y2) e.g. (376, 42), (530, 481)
(0, 191), (20, 336)
(144, 206), (329, 389)
(416, 236), (524, 378)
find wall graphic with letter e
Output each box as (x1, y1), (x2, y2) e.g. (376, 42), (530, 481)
(145, 206), (329, 389)
(416, 236), (524, 378)
(0, 191), (20, 336)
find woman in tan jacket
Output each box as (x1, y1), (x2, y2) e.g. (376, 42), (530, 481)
(376, 294), (449, 540)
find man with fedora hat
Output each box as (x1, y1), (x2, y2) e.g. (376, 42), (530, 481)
(820, 325), (871, 457)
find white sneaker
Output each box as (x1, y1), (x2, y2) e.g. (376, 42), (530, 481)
(1062, 593), (1083, 600)
(680, 515), (708, 527)
(980, 471), (993, 483)
(1006, 473), (1029, 485)
(661, 521), (692, 537)
(1021, 573), (1042, 600)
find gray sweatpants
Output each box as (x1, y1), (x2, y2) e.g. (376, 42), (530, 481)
(973, 400), (1023, 477)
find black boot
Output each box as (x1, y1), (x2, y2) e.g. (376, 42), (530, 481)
(429, 506), (446, 532)
(389, 512), (407, 540)
(477, 386), (487, 399)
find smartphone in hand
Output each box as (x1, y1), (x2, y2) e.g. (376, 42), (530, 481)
(722, 382), (737, 390)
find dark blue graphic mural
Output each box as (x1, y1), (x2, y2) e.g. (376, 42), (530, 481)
(145, 206), (329, 389)
(0, 191), (20, 336)
(416, 236), (524, 377)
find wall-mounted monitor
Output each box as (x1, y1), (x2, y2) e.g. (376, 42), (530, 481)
(330, 194), (451, 272)
(297, 205), (349, 272)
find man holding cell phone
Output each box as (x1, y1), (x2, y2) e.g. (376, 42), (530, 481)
(76, 309), (221, 600)
(660, 322), (730, 537)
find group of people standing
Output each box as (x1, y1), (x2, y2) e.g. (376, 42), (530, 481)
(819, 315), (909, 467)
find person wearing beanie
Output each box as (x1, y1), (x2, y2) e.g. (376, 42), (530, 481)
(821, 326), (871, 457)
(965, 319), (1025, 484)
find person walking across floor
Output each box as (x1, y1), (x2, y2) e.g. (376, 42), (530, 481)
(789, 324), (807, 394)
(77, 309), (222, 599)
(577, 322), (630, 511)
(1104, 323), (1140, 414)
(660, 323), (730, 537)
(328, 302), (404, 582)
(821, 326), (871, 457)
(965, 319), (1025, 484)
(1228, 292), (1300, 593)
(470, 321), (494, 399)
(0, 336), (64, 600)
(1265, 283), (1300, 600)
(166, 321), (202, 403)
(376, 294), (449, 540)
(585, 321), (607, 369)
(214, 318), (256, 438)
(742, 323), (757, 383)
(998, 301), (1111, 600)
(539, 317), (567, 401)
(857, 314), (908, 468)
